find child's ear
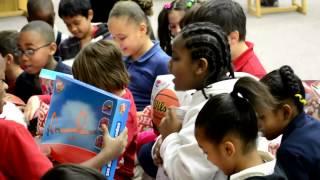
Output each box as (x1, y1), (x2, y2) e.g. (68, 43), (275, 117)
(194, 58), (208, 76)
(88, 9), (94, 22)
(48, 42), (57, 56)
(4, 54), (14, 65)
(222, 141), (236, 158)
(139, 22), (148, 35)
(281, 104), (293, 122)
(228, 31), (240, 45)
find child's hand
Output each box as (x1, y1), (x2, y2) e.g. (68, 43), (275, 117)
(101, 124), (128, 160)
(159, 108), (182, 139)
(24, 96), (41, 121)
(152, 137), (163, 166)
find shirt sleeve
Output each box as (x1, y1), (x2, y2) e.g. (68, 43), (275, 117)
(0, 121), (52, 179)
(159, 111), (226, 180)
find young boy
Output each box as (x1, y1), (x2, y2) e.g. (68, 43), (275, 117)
(184, 0), (266, 78)
(0, 30), (23, 94)
(58, 0), (109, 60)
(14, 21), (72, 103)
(27, 0), (68, 57)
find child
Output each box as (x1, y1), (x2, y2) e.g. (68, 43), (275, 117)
(137, 74), (192, 178)
(0, 52), (128, 180)
(158, 0), (198, 55)
(257, 65), (320, 179)
(27, 0), (68, 57)
(58, 0), (109, 60)
(0, 30), (23, 94)
(154, 22), (256, 179)
(183, 0), (266, 79)
(15, 21), (72, 103)
(195, 77), (277, 179)
(108, 1), (170, 111)
(72, 40), (138, 180)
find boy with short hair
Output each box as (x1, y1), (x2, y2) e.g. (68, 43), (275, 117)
(0, 30), (23, 94)
(15, 21), (72, 103)
(58, 0), (109, 60)
(185, 0), (267, 78)
(27, 0), (68, 57)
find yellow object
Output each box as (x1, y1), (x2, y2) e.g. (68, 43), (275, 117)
(0, 0), (27, 17)
(247, 0), (307, 17)
(294, 94), (307, 105)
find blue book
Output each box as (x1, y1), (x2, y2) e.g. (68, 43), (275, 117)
(41, 75), (130, 180)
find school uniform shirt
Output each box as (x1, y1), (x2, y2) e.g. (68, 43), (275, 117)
(233, 42), (266, 79)
(230, 151), (275, 180)
(0, 120), (52, 180)
(124, 41), (170, 111)
(114, 88), (138, 180)
(59, 23), (109, 60)
(159, 72), (257, 180)
(276, 112), (320, 179)
(14, 58), (72, 103)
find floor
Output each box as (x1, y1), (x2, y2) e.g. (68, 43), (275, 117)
(0, 0), (319, 80)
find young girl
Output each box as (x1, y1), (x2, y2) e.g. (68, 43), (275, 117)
(72, 40), (138, 180)
(257, 65), (320, 179)
(154, 22), (255, 179)
(195, 77), (277, 179)
(158, 0), (198, 55)
(108, 1), (170, 111)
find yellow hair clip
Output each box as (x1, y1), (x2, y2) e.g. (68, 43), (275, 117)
(294, 94), (307, 105)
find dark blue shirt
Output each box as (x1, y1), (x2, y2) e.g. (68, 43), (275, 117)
(124, 41), (170, 111)
(14, 58), (72, 103)
(276, 112), (320, 180)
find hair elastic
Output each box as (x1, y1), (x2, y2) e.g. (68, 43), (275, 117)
(294, 94), (307, 105)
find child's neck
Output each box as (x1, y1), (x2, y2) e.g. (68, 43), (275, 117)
(131, 38), (153, 60)
(234, 149), (264, 173)
(231, 41), (248, 61)
(80, 25), (93, 48)
(44, 58), (58, 71)
(113, 88), (126, 97)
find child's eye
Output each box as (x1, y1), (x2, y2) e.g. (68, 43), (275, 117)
(119, 37), (126, 41)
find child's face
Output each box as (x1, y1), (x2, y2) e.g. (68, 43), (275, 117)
(0, 55), (7, 113)
(62, 12), (93, 39)
(257, 107), (284, 140)
(168, 10), (185, 37)
(169, 37), (202, 91)
(108, 16), (146, 57)
(18, 31), (55, 74)
(195, 127), (234, 176)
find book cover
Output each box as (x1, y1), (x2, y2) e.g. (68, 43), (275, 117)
(39, 69), (73, 95)
(41, 75), (130, 180)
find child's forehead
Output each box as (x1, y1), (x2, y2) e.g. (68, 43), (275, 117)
(19, 31), (47, 44)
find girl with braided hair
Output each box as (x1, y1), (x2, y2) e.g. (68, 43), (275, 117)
(152, 22), (256, 180)
(195, 77), (280, 179)
(257, 65), (320, 179)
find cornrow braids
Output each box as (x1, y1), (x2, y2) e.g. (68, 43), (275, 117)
(279, 65), (305, 112)
(179, 22), (234, 92)
(260, 65), (305, 113)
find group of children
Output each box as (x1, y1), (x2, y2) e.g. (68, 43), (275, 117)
(0, 0), (319, 179)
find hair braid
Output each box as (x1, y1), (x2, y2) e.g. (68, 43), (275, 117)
(180, 22), (234, 89)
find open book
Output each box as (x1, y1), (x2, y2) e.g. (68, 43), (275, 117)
(41, 74), (130, 180)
